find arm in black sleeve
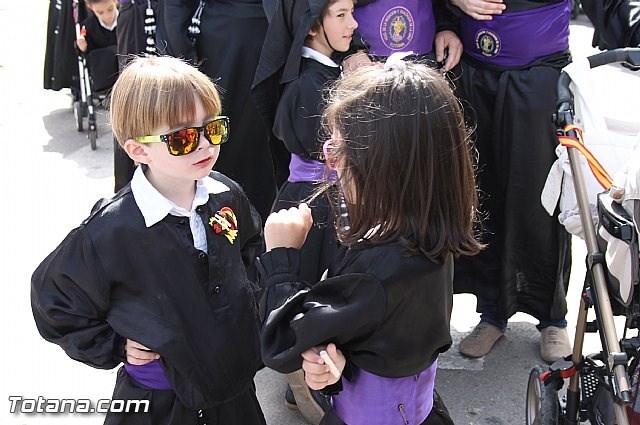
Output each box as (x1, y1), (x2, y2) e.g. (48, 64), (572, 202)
(31, 227), (123, 369)
(273, 77), (326, 158)
(259, 248), (387, 374)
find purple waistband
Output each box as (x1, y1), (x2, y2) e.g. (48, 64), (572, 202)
(288, 154), (337, 183)
(460, 0), (570, 67)
(332, 360), (438, 425)
(124, 360), (172, 390)
(354, 0), (435, 57)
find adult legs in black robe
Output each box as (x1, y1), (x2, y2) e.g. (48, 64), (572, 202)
(454, 56), (572, 324)
(158, 0), (277, 221)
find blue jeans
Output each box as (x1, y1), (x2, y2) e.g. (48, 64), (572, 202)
(477, 297), (567, 332)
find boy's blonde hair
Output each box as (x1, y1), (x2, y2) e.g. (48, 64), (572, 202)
(110, 56), (222, 146)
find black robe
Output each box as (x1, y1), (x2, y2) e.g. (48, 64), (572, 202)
(156, 0), (277, 222)
(452, 0), (572, 322)
(581, 0), (640, 49)
(271, 58), (341, 284)
(31, 172), (265, 424)
(44, 0), (84, 91)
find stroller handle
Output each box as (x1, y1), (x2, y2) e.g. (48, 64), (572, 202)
(555, 47), (640, 128)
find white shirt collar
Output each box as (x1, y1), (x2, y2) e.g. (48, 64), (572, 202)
(130, 166), (230, 227)
(301, 46), (340, 68)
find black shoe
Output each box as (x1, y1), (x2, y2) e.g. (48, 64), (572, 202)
(284, 384), (297, 409)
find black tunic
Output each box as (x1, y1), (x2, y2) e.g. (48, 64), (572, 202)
(271, 58), (341, 284)
(260, 244), (453, 378)
(452, 0), (572, 322)
(44, 0), (83, 91)
(31, 172), (265, 423)
(156, 0), (277, 222)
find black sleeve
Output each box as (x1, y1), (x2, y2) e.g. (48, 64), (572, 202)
(273, 78), (325, 158)
(31, 227), (124, 369)
(238, 189), (265, 291)
(259, 248), (387, 374)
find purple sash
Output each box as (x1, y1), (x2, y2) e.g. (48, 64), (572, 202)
(460, 0), (570, 67)
(332, 360), (437, 425)
(354, 0), (436, 57)
(288, 154), (337, 183)
(124, 360), (172, 390)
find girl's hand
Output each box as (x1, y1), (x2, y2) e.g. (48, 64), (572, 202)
(264, 203), (313, 251)
(125, 339), (159, 365)
(76, 36), (88, 52)
(301, 343), (345, 390)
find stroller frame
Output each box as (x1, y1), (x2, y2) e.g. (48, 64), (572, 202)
(72, 0), (98, 150)
(526, 48), (640, 425)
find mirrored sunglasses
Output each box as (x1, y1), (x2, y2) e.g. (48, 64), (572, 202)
(135, 116), (230, 156)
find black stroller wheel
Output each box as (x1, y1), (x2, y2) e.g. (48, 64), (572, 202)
(89, 129), (97, 150)
(526, 365), (560, 425)
(73, 101), (83, 132)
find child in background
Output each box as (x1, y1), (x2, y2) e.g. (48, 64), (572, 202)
(261, 0), (357, 421)
(76, 0), (118, 53)
(260, 61), (482, 425)
(76, 0), (119, 92)
(272, 0), (357, 310)
(31, 56), (266, 425)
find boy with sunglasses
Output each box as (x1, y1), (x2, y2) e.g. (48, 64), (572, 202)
(31, 56), (266, 425)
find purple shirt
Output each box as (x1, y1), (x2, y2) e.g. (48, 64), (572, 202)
(354, 0), (436, 56)
(332, 360), (438, 425)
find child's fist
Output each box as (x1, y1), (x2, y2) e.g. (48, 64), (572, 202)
(264, 203), (313, 251)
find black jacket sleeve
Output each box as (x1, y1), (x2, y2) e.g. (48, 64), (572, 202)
(31, 227), (124, 369)
(259, 248), (387, 374)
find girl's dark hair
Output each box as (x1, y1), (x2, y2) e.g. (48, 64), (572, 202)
(322, 61), (483, 263)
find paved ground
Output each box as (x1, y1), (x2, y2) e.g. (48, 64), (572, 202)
(0, 2), (638, 424)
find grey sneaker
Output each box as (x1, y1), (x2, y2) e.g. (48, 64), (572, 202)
(459, 322), (505, 358)
(540, 326), (572, 363)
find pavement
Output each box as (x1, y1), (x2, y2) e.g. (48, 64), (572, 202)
(0, 2), (638, 424)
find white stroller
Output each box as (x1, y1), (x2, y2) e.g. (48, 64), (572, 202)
(527, 48), (640, 425)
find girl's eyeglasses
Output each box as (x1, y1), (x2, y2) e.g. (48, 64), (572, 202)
(135, 116), (230, 156)
(323, 138), (339, 170)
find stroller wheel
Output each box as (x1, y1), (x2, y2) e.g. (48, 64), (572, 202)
(89, 128), (97, 150)
(73, 101), (83, 132)
(526, 365), (560, 425)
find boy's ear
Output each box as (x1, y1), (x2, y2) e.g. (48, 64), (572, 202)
(123, 139), (151, 164)
(308, 28), (318, 38)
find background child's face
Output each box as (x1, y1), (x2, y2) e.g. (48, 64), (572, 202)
(89, 0), (118, 27)
(308, 0), (358, 56)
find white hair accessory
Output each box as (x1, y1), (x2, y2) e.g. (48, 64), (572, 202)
(384, 51), (414, 69)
